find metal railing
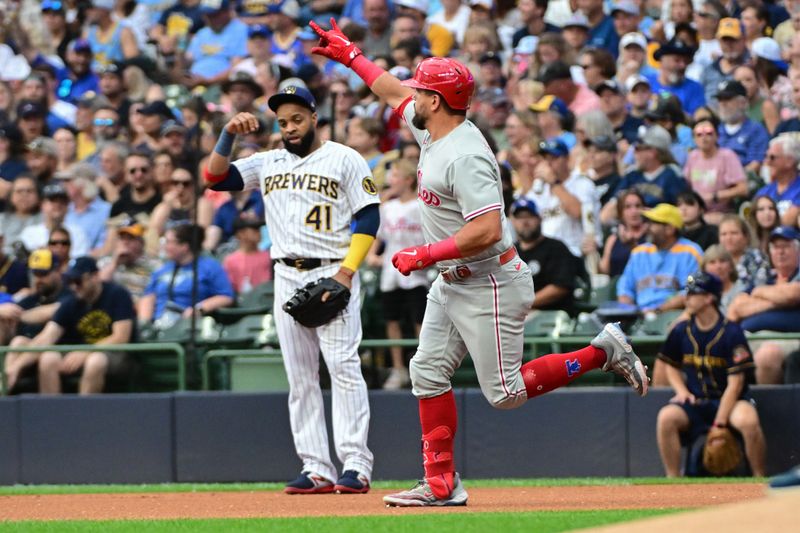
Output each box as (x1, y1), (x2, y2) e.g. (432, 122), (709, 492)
(0, 342), (187, 394)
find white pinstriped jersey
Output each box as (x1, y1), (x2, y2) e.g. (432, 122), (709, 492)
(232, 142), (380, 259)
(400, 100), (513, 267)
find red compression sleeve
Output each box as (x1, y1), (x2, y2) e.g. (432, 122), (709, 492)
(351, 54), (384, 87)
(428, 237), (462, 262)
(202, 166), (228, 184)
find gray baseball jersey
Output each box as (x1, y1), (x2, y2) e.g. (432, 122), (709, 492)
(402, 101), (513, 267)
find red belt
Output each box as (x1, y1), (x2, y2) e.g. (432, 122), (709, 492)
(440, 247), (518, 283)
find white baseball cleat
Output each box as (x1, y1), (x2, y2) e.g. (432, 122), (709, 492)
(383, 474), (468, 507)
(592, 322), (649, 397)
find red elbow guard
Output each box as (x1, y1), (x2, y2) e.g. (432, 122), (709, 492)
(202, 166), (228, 184)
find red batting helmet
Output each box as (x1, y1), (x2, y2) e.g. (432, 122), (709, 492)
(401, 57), (475, 111)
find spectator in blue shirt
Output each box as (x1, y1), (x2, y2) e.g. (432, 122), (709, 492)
(617, 203), (703, 312)
(185, 0), (248, 87)
(647, 38), (706, 114)
(579, 0), (618, 52)
(54, 39), (100, 106)
(512, 0), (562, 48)
(716, 80), (769, 175)
(699, 18), (749, 110)
(755, 134), (800, 227)
(139, 224), (234, 325)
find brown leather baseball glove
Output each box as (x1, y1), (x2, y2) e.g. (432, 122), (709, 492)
(702, 426), (743, 476)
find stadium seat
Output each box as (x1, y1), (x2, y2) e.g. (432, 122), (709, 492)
(210, 281), (275, 324)
(631, 310), (683, 336)
(524, 310), (571, 337)
(218, 313), (278, 348)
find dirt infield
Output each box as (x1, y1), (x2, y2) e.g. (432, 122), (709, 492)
(0, 483), (766, 521)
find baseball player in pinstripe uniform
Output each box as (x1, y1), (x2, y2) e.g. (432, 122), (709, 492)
(205, 86), (377, 495)
(311, 19), (650, 507)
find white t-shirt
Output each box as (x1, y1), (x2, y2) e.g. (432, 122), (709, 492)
(427, 5), (472, 45)
(377, 197), (430, 292)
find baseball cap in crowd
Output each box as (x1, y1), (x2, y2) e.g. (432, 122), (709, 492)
(625, 74), (651, 93)
(267, 0), (301, 18)
(594, 79), (623, 96)
(619, 32), (647, 52)
(64, 256), (99, 282)
(586, 135), (617, 152)
(222, 70), (265, 97)
(394, 0), (429, 13)
(715, 79), (747, 101)
(42, 183), (69, 201)
(635, 124), (672, 152)
(248, 24), (271, 39)
(536, 61), (572, 85)
(642, 203), (683, 229)
(28, 249), (60, 275)
(653, 37), (696, 60)
(752, 37), (789, 72)
(199, 0), (231, 15)
(562, 11), (590, 30)
(512, 197), (539, 217)
(42, 0), (65, 12)
(96, 62), (124, 78)
(538, 139), (569, 157)
(475, 87), (509, 106)
(27, 136), (58, 157)
(610, 1), (639, 17)
(268, 85), (317, 112)
(716, 17), (743, 40)
(67, 38), (92, 54)
(17, 101), (47, 119)
(0, 123), (22, 144)
(468, 0), (493, 10)
(479, 51), (503, 66)
(118, 220), (146, 239)
(160, 119), (187, 136)
(91, 0), (115, 10)
(137, 100), (175, 120)
(529, 94), (569, 116)
(75, 91), (105, 110)
(685, 271), (722, 300)
(769, 226), (800, 242)
(645, 97), (685, 123)
(240, 0), (271, 17)
(514, 35), (539, 55)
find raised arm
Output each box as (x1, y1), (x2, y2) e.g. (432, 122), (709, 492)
(204, 113), (260, 190)
(310, 19), (413, 109)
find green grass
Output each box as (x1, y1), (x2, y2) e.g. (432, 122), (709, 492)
(0, 509), (680, 532)
(0, 477), (763, 495)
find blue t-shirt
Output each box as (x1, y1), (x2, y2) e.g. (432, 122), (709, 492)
(145, 256), (234, 319)
(0, 158), (29, 182)
(756, 176), (800, 217)
(587, 16), (619, 56)
(616, 238), (702, 310)
(658, 316), (754, 400)
(718, 119), (769, 167)
(646, 74), (706, 114)
(54, 71), (100, 105)
(774, 118), (800, 137)
(187, 18), (248, 78)
(212, 191), (265, 244)
(52, 281), (135, 344)
(613, 165), (688, 207)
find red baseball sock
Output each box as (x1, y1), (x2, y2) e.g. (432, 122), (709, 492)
(419, 390), (457, 499)
(520, 346), (606, 399)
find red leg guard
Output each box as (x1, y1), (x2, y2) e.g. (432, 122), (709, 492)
(521, 346), (606, 399)
(419, 391), (457, 499)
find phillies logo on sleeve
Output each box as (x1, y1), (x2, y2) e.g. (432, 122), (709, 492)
(418, 183), (441, 207)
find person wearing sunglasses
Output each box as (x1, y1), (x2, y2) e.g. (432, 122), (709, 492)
(15, 256), (136, 394)
(46, 227), (72, 271)
(92, 106), (121, 143)
(684, 117), (747, 225)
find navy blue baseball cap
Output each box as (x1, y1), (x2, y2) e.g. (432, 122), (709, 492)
(248, 24), (271, 39)
(538, 139), (569, 157)
(686, 271), (722, 300)
(769, 225), (800, 242)
(64, 256), (99, 281)
(268, 85), (317, 113)
(199, 0), (231, 14)
(512, 197), (540, 217)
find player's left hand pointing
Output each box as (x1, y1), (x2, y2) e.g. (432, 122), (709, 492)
(225, 112), (260, 135)
(392, 244), (434, 276)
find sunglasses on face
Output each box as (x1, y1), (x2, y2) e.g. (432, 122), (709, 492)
(49, 240), (70, 246)
(172, 180), (192, 188)
(93, 118), (116, 127)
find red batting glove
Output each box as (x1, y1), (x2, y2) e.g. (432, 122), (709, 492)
(309, 18), (362, 67)
(392, 244), (434, 276)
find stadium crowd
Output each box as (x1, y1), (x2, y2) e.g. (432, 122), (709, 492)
(0, 0), (799, 419)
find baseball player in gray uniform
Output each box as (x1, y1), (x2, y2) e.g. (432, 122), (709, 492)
(205, 86), (378, 495)
(311, 19), (649, 507)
